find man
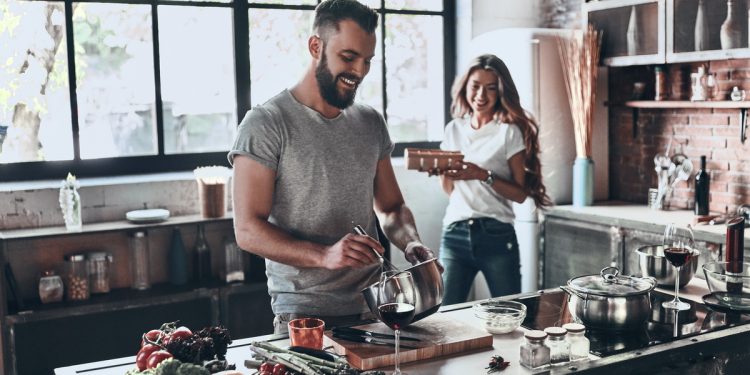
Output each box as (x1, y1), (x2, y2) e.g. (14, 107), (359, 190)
(228, 0), (438, 333)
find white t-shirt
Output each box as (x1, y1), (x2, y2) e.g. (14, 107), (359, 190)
(440, 117), (526, 226)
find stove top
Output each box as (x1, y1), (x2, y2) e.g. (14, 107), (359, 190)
(514, 289), (750, 357)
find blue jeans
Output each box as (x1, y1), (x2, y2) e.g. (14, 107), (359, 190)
(439, 218), (521, 305)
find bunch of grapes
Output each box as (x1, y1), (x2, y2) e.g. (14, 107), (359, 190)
(164, 326), (232, 364)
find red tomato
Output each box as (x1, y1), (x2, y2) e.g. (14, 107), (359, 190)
(272, 363), (287, 375)
(259, 362), (273, 373)
(146, 350), (173, 369)
(164, 326), (192, 345)
(135, 344), (160, 371)
(141, 329), (164, 347)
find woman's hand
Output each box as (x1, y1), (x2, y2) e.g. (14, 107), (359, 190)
(443, 162), (487, 181)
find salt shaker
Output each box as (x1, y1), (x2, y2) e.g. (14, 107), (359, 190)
(38, 270), (64, 304)
(544, 327), (570, 365)
(520, 330), (550, 369)
(562, 323), (589, 361)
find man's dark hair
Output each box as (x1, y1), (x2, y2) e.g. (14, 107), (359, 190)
(313, 0), (379, 38)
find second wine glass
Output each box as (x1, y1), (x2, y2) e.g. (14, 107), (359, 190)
(377, 271), (416, 375)
(662, 223), (698, 311)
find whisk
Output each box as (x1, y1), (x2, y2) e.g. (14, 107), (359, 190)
(353, 225), (401, 273)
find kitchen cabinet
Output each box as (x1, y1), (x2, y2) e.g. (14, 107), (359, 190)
(667, 0), (750, 62)
(0, 216), (274, 375)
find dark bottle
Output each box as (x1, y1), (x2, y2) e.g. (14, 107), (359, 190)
(725, 217), (745, 294)
(694, 155), (710, 216)
(168, 228), (188, 285)
(193, 224), (212, 282)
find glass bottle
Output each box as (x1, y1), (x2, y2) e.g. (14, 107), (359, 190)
(654, 66), (668, 101)
(168, 228), (189, 286)
(695, 0), (710, 51)
(87, 252), (112, 294)
(544, 327), (570, 365)
(64, 254), (90, 301)
(694, 155), (710, 216)
(129, 231), (151, 290)
(562, 323), (589, 361)
(38, 270), (64, 304)
(721, 0), (742, 50)
(193, 224), (212, 282)
(519, 330), (550, 369)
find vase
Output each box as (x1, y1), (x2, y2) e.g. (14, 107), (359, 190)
(695, 0), (710, 51)
(572, 157), (594, 207)
(626, 6), (642, 56)
(59, 186), (82, 231)
(721, 0), (742, 50)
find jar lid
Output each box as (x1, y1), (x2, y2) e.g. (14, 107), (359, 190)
(87, 252), (113, 261)
(131, 231), (147, 238)
(524, 330), (547, 340)
(41, 270), (57, 277)
(544, 327), (567, 337)
(562, 323), (586, 333)
(567, 266), (655, 297)
(65, 254), (86, 262)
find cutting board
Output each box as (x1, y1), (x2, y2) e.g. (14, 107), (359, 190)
(325, 312), (493, 370)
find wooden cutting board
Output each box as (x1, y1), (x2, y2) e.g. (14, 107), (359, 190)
(324, 312), (493, 370)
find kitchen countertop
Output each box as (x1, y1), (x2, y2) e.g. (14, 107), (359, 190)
(545, 201), (750, 246)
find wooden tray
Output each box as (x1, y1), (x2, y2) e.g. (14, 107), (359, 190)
(325, 312), (493, 370)
(404, 148), (464, 171)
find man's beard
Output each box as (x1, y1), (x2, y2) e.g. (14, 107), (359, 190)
(315, 51), (358, 109)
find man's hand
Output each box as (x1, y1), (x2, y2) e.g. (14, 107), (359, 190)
(321, 233), (384, 269)
(404, 242), (444, 273)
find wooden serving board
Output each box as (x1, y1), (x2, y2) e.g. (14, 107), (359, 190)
(324, 312), (493, 370)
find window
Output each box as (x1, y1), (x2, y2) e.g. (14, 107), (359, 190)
(0, 0), (455, 181)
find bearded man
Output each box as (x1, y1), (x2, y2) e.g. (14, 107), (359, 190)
(228, 0), (439, 333)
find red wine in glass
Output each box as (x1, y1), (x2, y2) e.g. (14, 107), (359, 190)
(378, 303), (416, 330)
(664, 247), (692, 267)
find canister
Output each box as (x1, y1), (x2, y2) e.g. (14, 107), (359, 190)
(87, 251), (113, 294)
(64, 254), (90, 301)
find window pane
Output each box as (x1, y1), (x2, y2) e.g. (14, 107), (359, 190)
(73, 3), (156, 159)
(359, 0), (381, 8)
(0, 1), (73, 163)
(385, 0), (442, 11)
(249, 9), (313, 106)
(356, 19), (383, 113)
(385, 14), (444, 142)
(159, 6), (237, 154)
(250, 0), (317, 5)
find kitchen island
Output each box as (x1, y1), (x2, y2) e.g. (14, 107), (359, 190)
(55, 279), (750, 375)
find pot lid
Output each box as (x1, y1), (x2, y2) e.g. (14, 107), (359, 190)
(567, 266), (655, 297)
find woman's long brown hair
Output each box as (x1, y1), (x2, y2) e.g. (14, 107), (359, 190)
(450, 54), (552, 209)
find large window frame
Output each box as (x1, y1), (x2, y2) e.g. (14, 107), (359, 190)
(0, 0), (455, 182)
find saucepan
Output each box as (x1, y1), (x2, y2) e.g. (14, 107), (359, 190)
(361, 258), (444, 323)
(561, 266), (656, 331)
(636, 245), (697, 287)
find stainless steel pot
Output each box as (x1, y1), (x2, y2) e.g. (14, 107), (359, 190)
(361, 258), (444, 323)
(636, 245), (697, 287)
(561, 266), (656, 331)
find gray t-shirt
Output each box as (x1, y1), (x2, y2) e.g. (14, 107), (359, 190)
(228, 89), (394, 316)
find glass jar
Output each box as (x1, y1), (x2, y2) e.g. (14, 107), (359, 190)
(38, 270), (63, 304)
(654, 66), (668, 101)
(222, 237), (245, 283)
(544, 327), (570, 365)
(562, 323), (589, 361)
(87, 252), (112, 294)
(519, 330), (550, 369)
(129, 231), (151, 290)
(64, 254), (90, 301)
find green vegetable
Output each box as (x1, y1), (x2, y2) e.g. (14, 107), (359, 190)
(125, 358), (209, 375)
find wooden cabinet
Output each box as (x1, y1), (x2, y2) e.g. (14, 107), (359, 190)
(0, 216), (274, 375)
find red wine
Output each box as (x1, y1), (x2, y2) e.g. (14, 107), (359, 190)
(378, 303), (415, 330)
(664, 247), (692, 267)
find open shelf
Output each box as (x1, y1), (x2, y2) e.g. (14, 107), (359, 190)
(623, 100), (750, 108)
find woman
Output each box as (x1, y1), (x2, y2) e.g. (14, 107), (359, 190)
(437, 54), (552, 304)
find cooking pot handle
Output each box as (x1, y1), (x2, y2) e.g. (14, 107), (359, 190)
(600, 266), (620, 283)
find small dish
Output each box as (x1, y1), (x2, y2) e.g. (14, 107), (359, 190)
(473, 299), (526, 334)
(126, 209), (170, 223)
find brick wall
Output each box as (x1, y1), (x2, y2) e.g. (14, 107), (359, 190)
(609, 60), (750, 215)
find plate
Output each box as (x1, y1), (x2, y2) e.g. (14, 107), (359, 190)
(126, 209), (170, 223)
(702, 294), (750, 312)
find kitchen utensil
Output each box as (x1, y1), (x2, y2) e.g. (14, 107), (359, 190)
(562, 266), (656, 330)
(362, 258), (444, 324)
(472, 299), (526, 334)
(662, 223), (698, 311)
(332, 326), (421, 342)
(702, 261), (750, 310)
(353, 225), (399, 273)
(636, 245), (697, 287)
(331, 332), (420, 349)
(665, 158), (693, 197)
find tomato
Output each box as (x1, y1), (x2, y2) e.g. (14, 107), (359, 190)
(272, 363), (287, 375)
(259, 362), (273, 373)
(141, 329), (164, 347)
(146, 350), (173, 369)
(135, 344), (160, 371)
(163, 326), (192, 345)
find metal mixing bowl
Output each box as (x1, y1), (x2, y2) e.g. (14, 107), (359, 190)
(361, 258), (444, 323)
(636, 245), (697, 287)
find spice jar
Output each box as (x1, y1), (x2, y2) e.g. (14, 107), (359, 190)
(87, 252), (112, 294)
(562, 323), (590, 361)
(544, 327), (570, 365)
(38, 270), (63, 304)
(520, 330), (550, 369)
(654, 66), (668, 101)
(64, 254), (90, 301)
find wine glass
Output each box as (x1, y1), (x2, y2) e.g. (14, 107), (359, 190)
(377, 271), (416, 375)
(662, 223), (698, 311)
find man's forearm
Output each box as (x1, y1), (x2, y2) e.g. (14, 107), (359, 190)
(234, 217), (326, 268)
(379, 204), (423, 251)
